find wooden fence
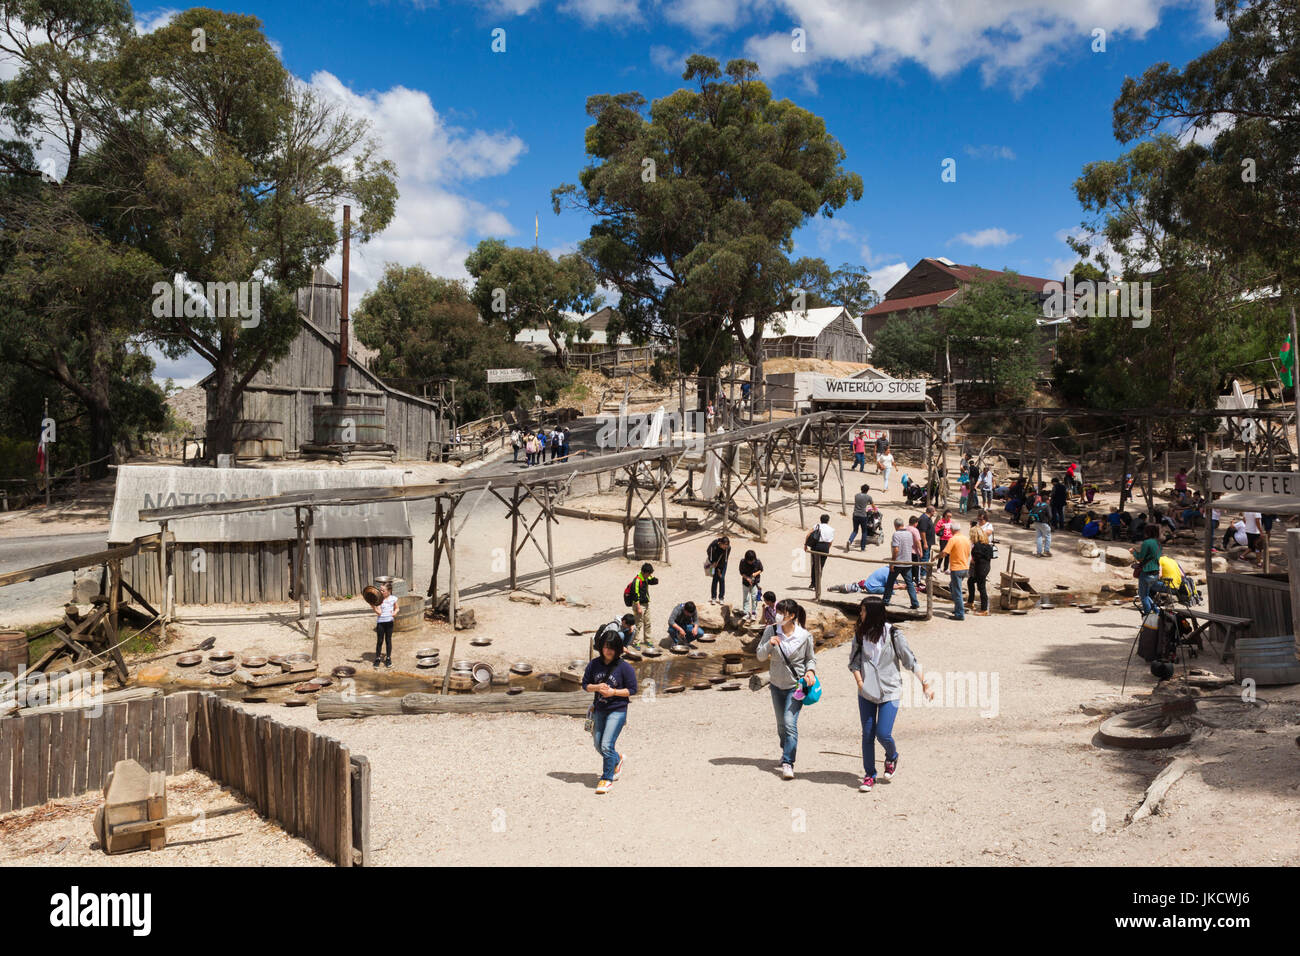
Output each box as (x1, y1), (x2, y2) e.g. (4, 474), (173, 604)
(190, 693), (366, 866)
(0, 691), (369, 866)
(0, 693), (194, 816)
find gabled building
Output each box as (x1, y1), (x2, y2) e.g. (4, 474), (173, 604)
(738, 306), (871, 363)
(862, 257), (1059, 339)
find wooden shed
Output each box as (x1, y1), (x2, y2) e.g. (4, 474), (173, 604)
(109, 465), (413, 606)
(739, 307), (871, 363)
(200, 268), (444, 461)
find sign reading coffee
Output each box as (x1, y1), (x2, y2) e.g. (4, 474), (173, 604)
(1209, 470), (1300, 498)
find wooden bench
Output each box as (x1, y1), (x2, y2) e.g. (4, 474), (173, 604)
(1175, 608), (1254, 662)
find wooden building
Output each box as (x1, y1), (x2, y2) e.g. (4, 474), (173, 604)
(199, 268), (444, 461)
(110, 465), (413, 606)
(739, 307), (870, 363)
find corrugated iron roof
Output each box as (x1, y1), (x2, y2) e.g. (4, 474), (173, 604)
(863, 289), (959, 316)
(109, 465), (411, 544)
(738, 306), (864, 340)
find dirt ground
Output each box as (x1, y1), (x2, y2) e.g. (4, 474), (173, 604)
(6, 444), (1300, 866)
(0, 770), (326, 867)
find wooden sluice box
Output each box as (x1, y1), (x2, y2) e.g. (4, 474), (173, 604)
(93, 759), (201, 855)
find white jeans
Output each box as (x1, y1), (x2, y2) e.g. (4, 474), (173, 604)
(882, 466), (892, 491)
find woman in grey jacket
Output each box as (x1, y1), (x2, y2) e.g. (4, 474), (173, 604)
(756, 598), (817, 781)
(848, 598), (934, 792)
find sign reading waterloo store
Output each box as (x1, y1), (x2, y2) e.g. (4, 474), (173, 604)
(811, 377), (927, 402)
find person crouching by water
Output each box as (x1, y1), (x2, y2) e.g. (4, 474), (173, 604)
(372, 583), (396, 668)
(756, 598), (817, 781)
(582, 627), (638, 794)
(849, 597), (934, 792)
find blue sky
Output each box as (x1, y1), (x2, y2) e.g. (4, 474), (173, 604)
(136, 0), (1228, 385)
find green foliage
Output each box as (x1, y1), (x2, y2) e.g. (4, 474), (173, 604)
(870, 311), (940, 379)
(1064, 133), (1287, 410)
(553, 55), (862, 382)
(943, 275), (1041, 404)
(353, 264), (567, 421)
(465, 239), (599, 367)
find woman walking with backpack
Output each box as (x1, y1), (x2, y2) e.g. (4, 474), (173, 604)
(849, 597), (934, 792)
(756, 599), (817, 781)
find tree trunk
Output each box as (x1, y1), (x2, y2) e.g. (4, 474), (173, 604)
(208, 365), (238, 460)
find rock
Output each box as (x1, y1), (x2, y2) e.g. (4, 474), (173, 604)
(1211, 555), (1228, 573)
(508, 591), (543, 605)
(1077, 540), (1102, 558)
(1105, 547), (1132, 567)
(696, 602), (727, 630)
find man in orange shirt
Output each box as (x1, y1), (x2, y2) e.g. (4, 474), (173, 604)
(942, 527), (973, 621)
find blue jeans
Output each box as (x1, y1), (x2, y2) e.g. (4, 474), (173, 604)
(711, 568), (726, 600)
(1138, 571), (1159, 614)
(670, 623), (701, 645)
(847, 515), (870, 549)
(1051, 505), (1065, 528)
(591, 708), (626, 781)
(852, 451), (865, 471)
(857, 697), (899, 779)
(1035, 523), (1052, 555)
(770, 684), (803, 765)
(950, 569), (968, 619)
(883, 565), (919, 609)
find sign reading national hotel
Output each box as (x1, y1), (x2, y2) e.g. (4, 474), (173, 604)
(810, 377), (927, 402)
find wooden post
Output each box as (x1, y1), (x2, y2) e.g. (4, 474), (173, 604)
(509, 486), (520, 590)
(448, 500), (459, 637)
(306, 508), (321, 658)
(157, 522), (169, 643)
(294, 507), (306, 621)
(1144, 418), (1155, 516)
(835, 434), (847, 517)
(659, 460), (671, 565)
(1121, 418), (1133, 512)
(1201, 456), (1213, 598)
(1287, 529), (1300, 642)
(924, 556), (933, 621)
(542, 485), (556, 602)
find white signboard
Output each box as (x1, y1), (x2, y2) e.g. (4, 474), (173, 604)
(486, 368), (535, 384)
(811, 377), (927, 402)
(1210, 470), (1300, 498)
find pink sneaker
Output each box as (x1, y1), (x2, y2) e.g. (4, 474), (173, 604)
(859, 775), (874, 792)
(883, 756), (899, 780)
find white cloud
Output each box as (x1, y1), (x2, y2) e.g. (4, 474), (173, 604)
(650, 44), (683, 74)
(305, 71), (525, 290)
(871, 261), (909, 296)
(134, 8), (180, 35)
(561, 0), (642, 24)
(963, 144), (1016, 160)
(950, 227), (1020, 248)
(661, 0), (1177, 92)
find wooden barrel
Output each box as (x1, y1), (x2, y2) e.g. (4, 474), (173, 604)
(393, 595), (425, 632)
(633, 517), (663, 560)
(1234, 635), (1300, 686)
(0, 629), (28, 678)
